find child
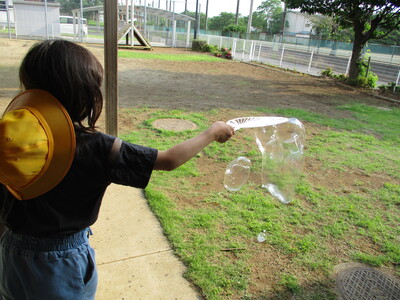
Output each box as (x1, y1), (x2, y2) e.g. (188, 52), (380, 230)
(0, 40), (234, 299)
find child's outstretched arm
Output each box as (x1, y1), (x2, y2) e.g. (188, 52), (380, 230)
(154, 122), (234, 171)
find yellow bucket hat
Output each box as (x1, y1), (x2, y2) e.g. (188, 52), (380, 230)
(0, 89), (76, 200)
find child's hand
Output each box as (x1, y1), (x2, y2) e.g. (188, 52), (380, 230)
(207, 122), (235, 143)
(155, 122), (234, 171)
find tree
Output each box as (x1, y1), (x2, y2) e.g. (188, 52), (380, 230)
(258, 0), (285, 34)
(183, 11), (207, 30)
(247, 11), (268, 32)
(223, 24), (247, 33)
(208, 12), (238, 31)
(371, 28), (400, 45)
(285, 0), (400, 79)
(308, 15), (353, 42)
(58, 0), (103, 15)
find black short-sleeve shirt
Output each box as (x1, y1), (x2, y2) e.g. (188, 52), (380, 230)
(0, 131), (158, 237)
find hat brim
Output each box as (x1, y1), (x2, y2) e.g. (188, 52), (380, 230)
(4, 89), (76, 200)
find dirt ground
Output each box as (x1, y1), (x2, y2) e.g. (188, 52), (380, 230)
(1, 38), (399, 298)
(1, 38), (397, 120)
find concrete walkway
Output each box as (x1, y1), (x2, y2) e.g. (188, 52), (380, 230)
(90, 184), (201, 300)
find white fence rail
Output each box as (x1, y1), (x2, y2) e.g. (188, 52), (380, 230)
(197, 34), (400, 86)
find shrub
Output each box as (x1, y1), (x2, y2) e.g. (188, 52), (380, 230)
(223, 24), (247, 33)
(321, 67), (334, 77)
(192, 40), (208, 52)
(378, 82), (400, 94)
(321, 50), (379, 89)
(192, 40), (233, 60)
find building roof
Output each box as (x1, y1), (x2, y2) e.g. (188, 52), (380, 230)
(72, 5), (194, 23)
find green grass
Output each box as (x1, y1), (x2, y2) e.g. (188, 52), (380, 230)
(118, 50), (224, 62)
(120, 103), (400, 299)
(259, 104), (400, 142)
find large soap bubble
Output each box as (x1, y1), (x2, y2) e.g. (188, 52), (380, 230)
(224, 156), (251, 192)
(226, 117), (305, 204)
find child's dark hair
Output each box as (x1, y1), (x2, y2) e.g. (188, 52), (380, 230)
(19, 39), (104, 131)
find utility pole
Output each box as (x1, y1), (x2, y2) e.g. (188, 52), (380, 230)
(280, 0), (287, 42)
(194, 0), (199, 39)
(205, 0), (209, 31)
(247, 0), (254, 34)
(235, 0), (240, 25)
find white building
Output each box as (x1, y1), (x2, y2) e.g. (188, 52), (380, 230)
(0, 0), (15, 27)
(13, 0), (60, 37)
(285, 10), (315, 37)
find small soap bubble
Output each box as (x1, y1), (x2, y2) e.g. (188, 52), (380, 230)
(257, 231), (267, 242)
(224, 157), (251, 192)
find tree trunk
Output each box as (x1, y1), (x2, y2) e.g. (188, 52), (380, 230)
(349, 22), (368, 79)
(348, 42), (362, 79)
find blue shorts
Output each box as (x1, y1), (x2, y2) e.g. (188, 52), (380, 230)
(0, 228), (98, 300)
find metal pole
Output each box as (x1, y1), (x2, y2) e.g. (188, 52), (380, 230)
(249, 41), (254, 61)
(247, 0), (254, 34)
(308, 50), (314, 72)
(232, 38), (237, 59)
(390, 45), (396, 65)
(279, 45), (285, 67)
(186, 20), (191, 47)
(365, 56), (371, 77)
(44, 0), (49, 39)
(235, 0), (240, 25)
(345, 55), (351, 76)
(280, 1), (287, 43)
(394, 69), (400, 92)
(126, 0), (129, 22)
(144, 0), (147, 38)
(80, 0), (84, 41)
(131, 0), (134, 46)
(197, 3), (201, 35)
(241, 40), (246, 61)
(194, 0), (199, 39)
(205, 0), (209, 31)
(172, 1), (176, 47)
(5, 0), (11, 39)
(257, 42), (262, 62)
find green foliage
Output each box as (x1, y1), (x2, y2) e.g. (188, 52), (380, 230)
(207, 12), (238, 31)
(258, 0), (285, 35)
(249, 10), (269, 32)
(191, 39), (208, 52)
(191, 40), (232, 60)
(260, 103), (400, 142)
(321, 52), (378, 88)
(279, 274), (301, 293)
(371, 28), (400, 45)
(182, 11), (208, 30)
(378, 82), (400, 94)
(286, 0), (400, 79)
(321, 67), (334, 77)
(118, 50), (221, 62)
(223, 24), (247, 33)
(119, 98), (399, 298)
(58, 0), (103, 14)
(308, 14), (353, 42)
(211, 47), (233, 59)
